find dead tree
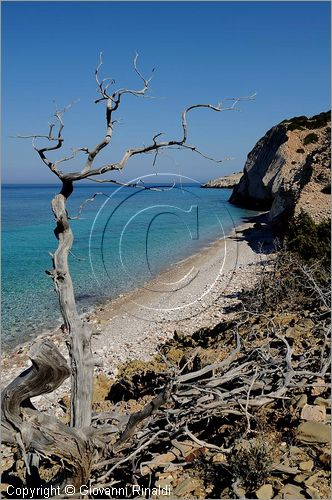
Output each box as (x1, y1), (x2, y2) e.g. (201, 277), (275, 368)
(2, 53), (254, 489)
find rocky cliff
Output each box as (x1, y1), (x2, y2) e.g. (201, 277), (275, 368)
(201, 172), (243, 189)
(229, 111), (331, 224)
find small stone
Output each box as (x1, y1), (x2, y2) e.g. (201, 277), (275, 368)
(255, 483), (273, 499)
(296, 422), (331, 443)
(173, 477), (200, 496)
(294, 473), (309, 483)
(306, 485), (321, 499)
(293, 394), (307, 409)
(301, 404), (326, 422)
(136, 451), (170, 474)
(150, 452), (176, 465)
(289, 445), (303, 456)
(281, 483), (305, 499)
(311, 378), (326, 396)
(30, 395), (43, 403)
(212, 453), (226, 463)
(236, 487), (246, 497)
(304, 472), (322, 487)
(299, 459), (314, 471)
(313, 397), (330, 408)
(274, 464), (300, 475)
(171, 439), (198, 458)
(0, 484), (10, 493)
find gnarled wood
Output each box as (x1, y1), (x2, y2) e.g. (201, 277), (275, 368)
(1, 340), (93, 488)
(113, 380), (173, 452)
(49, 181), (93, 429)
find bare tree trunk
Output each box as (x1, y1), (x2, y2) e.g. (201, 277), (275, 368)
(1, 339), (93, 488)
(50, 181), (93, 428)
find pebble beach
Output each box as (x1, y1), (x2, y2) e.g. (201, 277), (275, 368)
(1, 216), (272, 412)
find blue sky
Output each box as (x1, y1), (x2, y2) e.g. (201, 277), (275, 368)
(2, 1), (331, 184)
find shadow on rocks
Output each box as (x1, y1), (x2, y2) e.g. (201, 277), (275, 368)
(233, 213), (276, 254)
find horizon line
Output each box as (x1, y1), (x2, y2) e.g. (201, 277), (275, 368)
(1, 181), (212, 186)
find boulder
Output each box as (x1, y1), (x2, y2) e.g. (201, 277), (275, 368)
(296, 422), (331, 443)
(313, 397), (330, 407)
(300, 404), (326, 422)
(255, 483), (273, 499)
(281, 483), (306, 499)
(299, 459), (314, 471)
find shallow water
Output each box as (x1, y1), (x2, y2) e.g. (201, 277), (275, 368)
(2, 183), (257, 348)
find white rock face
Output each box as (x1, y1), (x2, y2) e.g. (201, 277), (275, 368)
(229, 111), (331, 223)
(233, 125), (289, 209)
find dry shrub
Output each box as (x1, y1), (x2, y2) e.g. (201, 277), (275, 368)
(241, 244), (330, 314)
(229, 437), (273, 490)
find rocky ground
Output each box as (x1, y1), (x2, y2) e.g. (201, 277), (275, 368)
(1, 218), (330, 499)
(82, 247), (330, 500)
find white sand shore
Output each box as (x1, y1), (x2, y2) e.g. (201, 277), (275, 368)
(1, 216), (273, 411)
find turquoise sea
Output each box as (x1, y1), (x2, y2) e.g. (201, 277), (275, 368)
(2, 183), (257, 349)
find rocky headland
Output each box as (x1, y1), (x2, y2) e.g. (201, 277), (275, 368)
(229, 111), (331, 225)
(201, 172), (243, 189)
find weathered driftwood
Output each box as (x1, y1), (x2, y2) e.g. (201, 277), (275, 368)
(49, 181), (93, 428)
(1, 340), (93, 487)
(90, 314), (330, 485)
(113, 380), (173, 452)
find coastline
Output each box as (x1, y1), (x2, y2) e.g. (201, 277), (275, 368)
(1, 214), (274, 408)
